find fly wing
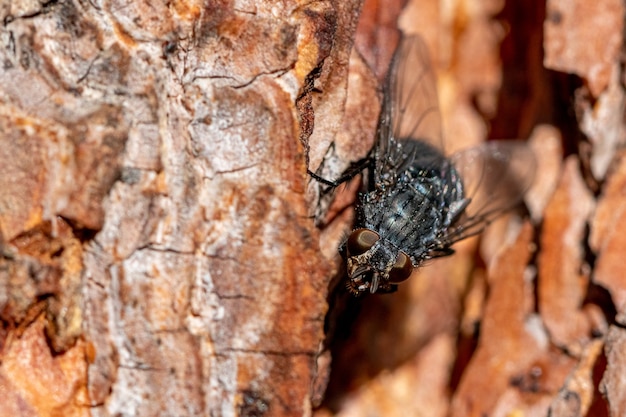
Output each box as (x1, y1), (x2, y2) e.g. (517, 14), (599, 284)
(443, 141), (536, 243)
(373, 35), (444, 186)
(391, 35), (442, 148)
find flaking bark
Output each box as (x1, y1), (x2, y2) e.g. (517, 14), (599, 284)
(0, 1), (362, 415)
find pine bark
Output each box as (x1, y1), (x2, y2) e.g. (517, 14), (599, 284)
(1, 0), (625, 416)
(0, 0), (360, 415)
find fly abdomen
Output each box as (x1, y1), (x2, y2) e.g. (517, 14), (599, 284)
(357, 139), (466, 263)
(359, 181), (431, 263)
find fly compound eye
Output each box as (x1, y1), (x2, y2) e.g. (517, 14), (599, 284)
(388, 252), (413, 283)
(347, 229), (380, 256)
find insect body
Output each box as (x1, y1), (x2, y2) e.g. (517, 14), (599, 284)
(315, 35), (535, 295)
(346, 138), (468, 293)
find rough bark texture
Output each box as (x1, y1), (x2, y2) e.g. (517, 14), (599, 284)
(315, 0), (625, 416)
(0, 0), (625, 416)
(0, 0), (357, 415)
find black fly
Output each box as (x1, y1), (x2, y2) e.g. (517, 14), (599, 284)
(311, 35), (535, 295)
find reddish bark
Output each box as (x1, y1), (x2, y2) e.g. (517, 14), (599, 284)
(1, 0), (625, 416)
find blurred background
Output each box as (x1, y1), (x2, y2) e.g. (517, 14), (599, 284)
(314, 0), (625, 416)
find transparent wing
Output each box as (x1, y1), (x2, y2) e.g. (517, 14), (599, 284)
(443, 141), (536, 243)
(374, 35), (443, 185)
(391, 35), (442, 148)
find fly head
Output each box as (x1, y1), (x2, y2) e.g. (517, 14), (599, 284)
(344, 228), (413, 294)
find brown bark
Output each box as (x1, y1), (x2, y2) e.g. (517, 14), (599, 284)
(0, 0), (359, 415)
(316, 0), (625, 416)
(1, 0), (625, 416)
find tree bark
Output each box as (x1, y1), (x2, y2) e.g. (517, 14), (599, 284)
(1, 0), (625, 416)
(317, 0), (626, 416)
(0, 0), (361, 415)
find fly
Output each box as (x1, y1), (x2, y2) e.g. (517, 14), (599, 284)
(311, 34), (536, 295)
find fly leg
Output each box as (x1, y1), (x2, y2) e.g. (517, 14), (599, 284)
(308, 155), (373, 188)
(307, 143), (373, 225)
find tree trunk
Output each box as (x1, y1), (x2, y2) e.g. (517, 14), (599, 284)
(1, 0), (625, 416)
(318, 0), (626, 416)
(0, 0), (360, 415)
